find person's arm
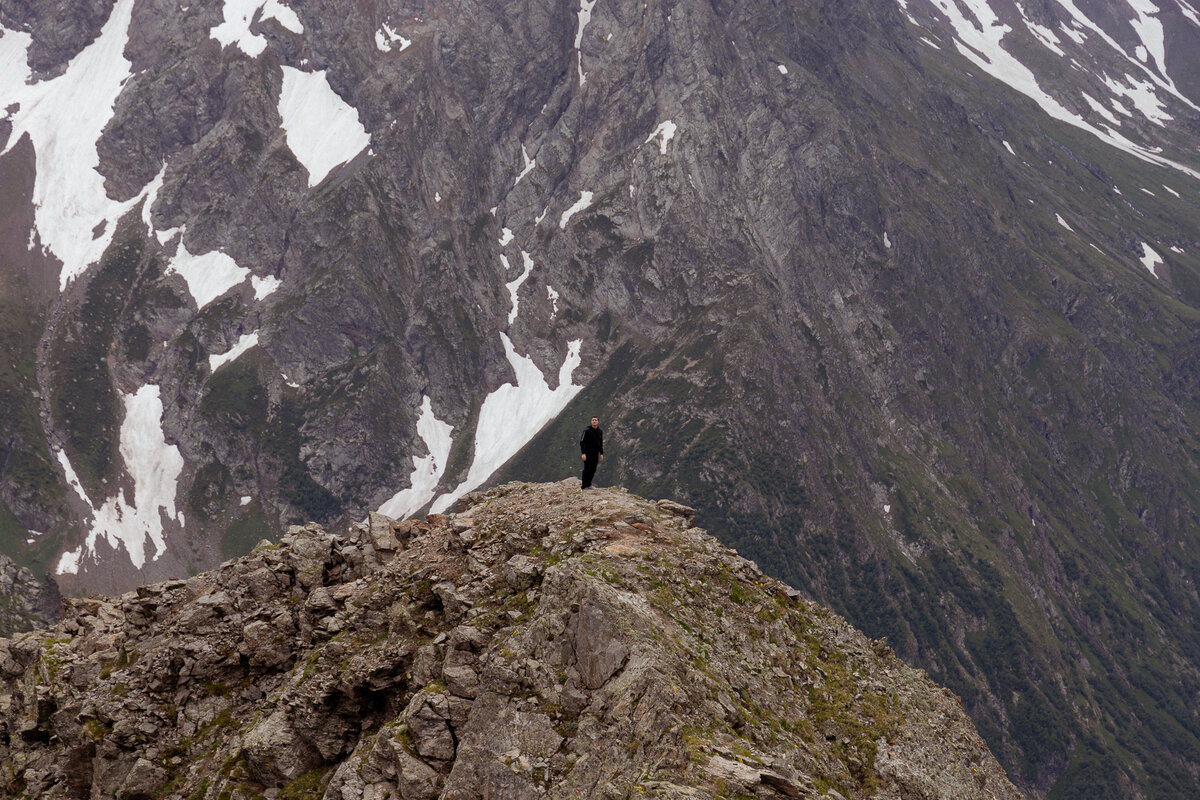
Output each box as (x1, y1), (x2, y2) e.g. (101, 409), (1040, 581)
(599, 430), (604, 459)
(581, 430), (587, 460)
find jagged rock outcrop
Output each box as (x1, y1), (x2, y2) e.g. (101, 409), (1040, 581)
(0, 552), (58, 637)
(0, 481), (1019, 799)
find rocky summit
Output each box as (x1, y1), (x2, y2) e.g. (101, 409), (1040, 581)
(0, 482), (1018, 799)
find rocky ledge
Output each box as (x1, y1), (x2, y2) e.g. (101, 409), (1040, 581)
(0, 481), (1020, 799)
(0, 552), (59, 638)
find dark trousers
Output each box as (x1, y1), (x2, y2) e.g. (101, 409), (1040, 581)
(581, 455), (599, 488)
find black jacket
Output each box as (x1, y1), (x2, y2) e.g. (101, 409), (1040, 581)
(580, 426), (604, 456)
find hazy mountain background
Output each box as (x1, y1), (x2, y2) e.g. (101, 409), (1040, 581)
(1, 0), (1199, 796)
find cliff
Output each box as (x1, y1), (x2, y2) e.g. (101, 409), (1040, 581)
(0, 482), (1019, 799)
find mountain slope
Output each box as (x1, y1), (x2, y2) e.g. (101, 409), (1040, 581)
(0, 482), (1021, 799)
(1, 0), (1200, 796)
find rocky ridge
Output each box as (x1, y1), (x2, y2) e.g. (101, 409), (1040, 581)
(0, 481), (1018, 799)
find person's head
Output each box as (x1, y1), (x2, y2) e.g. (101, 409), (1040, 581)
(590, 416), (600, 428)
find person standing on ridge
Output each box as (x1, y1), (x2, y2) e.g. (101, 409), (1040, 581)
(580, 415), (604, 489)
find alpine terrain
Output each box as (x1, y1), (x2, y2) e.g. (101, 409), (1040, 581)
(0, 0), (1199, 796)
(0, 482), (1022, 799)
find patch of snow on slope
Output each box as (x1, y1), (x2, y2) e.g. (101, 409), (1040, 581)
(55, 386), (184, 574)
(1054, 0), (1198, 113)
(1103, 74), (1171, 124)
(210, 331), (260, 371)
(278, 66), (371, 188)
(375, 23), (412, 53)
(1017, 6), (1065, 56)
(575, 0), (598, 86)
(1127, 0), (1167, 76)
(777, 64), (788, 74)
(212, 0), (303, 57)
(560, 191), (594, 229)
(515, 145), (537, 185)
(1057, 213), (1074, 231)
(506, 252), (535, 325)
(378, 396), (454, 519)
(430, 337), (584, 513)
(547, 285), (560, 318)
(1178, 0), (1200, 26)
(55, 547), (81, 575)
(1082, 92), (1121, 124)
(1141, 242), (1163, 277)
(499, 228), (514, 247)
(251, 274), (282, 299)
(1059, 22), (1087, 45)
(917, 0), (1200, 179)
(1163, 185), (1180, 197)
(0, 0), (163, 290)
(645, 121), (678, 154)
(141, 164), (168, 233)
(167, 241), (250, 309)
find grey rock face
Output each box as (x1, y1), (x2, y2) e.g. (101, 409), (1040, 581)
(0, 552), (58, 637)
(0, 482), (1021, 800)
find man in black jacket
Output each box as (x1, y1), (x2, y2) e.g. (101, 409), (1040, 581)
(580, 416), (603, 489)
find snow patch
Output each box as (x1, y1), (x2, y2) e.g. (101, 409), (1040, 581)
(1103, 74), (1171, 125)
(1169, 245), (1185, 253)
(645, 120), (678, 154)
(210, 331), (260, 371)
(1016, 5), (1065, 56)
(1082, 92), (1121, 125)
(547, 284), (560, 318)
(1163, 185), (1180, 197)
(915, 0), (1200, 180)
(515, 145), (537, 185)
(1003, 140), (1015, 154)
(1141, 242), (1163, 277)
(575, 0), (598, 86)
(430, 338), (584, 513)
(1056, 214), (1073, 231)
(56, 548), (82, 575)
(54, 386), (184, 574)
(559, 191), (594, 229)
(1059, 22), (1087, 45)
(251, 274), (282, 299)
(278, 66), (370, 188)
(1054, 0), (1198, 114)
(378, 395), (454, 520)
(535, 207), (548, 224)
(0, 0), (160, 290)
(883, 231), (892, 249)
(240, 496), (252, 506)
(1178, 0), (1200, 26)
(375, 23), (412, 53)
(499, 228), (514, 247)
(777, 64), (788, 74)
(506, 252), (535, 325)
(167, 241), (250, 310)
(211, 0), (303, 57)
(920, 37), (942, 49)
